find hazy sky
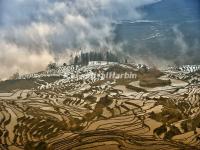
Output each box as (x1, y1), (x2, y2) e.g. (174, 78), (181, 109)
(0, 0), (199, 79)
(0, 0), (162, 79)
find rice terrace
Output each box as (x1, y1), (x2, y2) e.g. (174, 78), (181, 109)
(0, 0), (200, 149)
(0, 62), (200, 150)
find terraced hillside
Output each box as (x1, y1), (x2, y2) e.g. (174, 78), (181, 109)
(0, 64), (200, 150)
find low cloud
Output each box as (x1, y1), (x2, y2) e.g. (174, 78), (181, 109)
(0, 0), (161, 79)
(0, 41), (54, 80)
(173, 25), (188, 54)
(172, 25), (200, 65)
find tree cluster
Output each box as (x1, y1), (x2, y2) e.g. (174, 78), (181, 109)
(74, 51), (119, 65)
(47, 63), (57, 70)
